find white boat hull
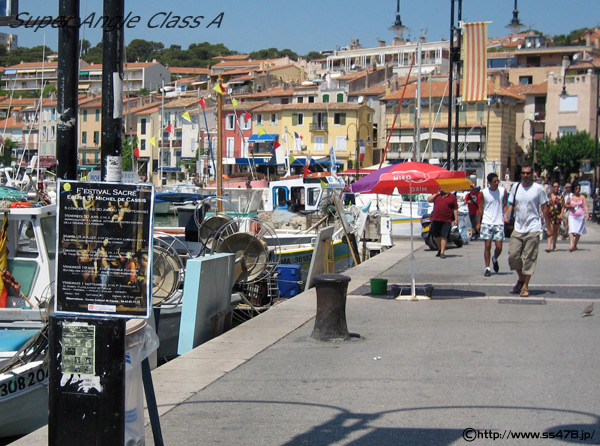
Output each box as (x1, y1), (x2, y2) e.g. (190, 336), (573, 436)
(0, 360), (48, 438)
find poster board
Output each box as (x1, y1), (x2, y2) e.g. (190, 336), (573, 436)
(54, 180), (154, 318)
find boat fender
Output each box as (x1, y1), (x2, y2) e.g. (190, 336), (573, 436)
(9, 202), (32, 208)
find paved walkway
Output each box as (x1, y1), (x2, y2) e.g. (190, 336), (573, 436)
(13, 220), (600, 445)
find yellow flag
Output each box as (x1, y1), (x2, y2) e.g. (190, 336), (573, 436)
(149, 136), (156, 146)
(320, 180), (327, 188)
(182, 111), (191, 122)
(213, 83), (224, 94)
(289, 154), (297, 164)
(258, 127), (266, 136)
(232, 98), (239, 107)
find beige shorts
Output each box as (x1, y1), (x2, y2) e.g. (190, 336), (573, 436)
(508, 231), (541, 276)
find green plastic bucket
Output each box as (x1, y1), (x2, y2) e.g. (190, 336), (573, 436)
(370, 278), (388, 295)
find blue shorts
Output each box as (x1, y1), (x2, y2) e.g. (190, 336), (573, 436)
(480, 223), (505, 241)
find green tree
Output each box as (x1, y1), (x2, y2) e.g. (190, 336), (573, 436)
(552, 28), (589, 47)
(304, 51), (324, 61)
(249, 48), (298, 61)
(82, 42), (103, 64)
(121, 135), (138, 172)
(42, 84), (56, 98)
(535, 131), (595, 181)
(126, 39), (164, 62)
(79, 39), (91, 54)
(1, 138), (16, 166)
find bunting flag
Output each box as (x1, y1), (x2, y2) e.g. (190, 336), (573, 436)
(149, 137), (156, 146)
(133, 147), (140, 158)
(165, 124), (173, 134)
(273, 140), (281, 150)
(198, 97), (206, 108)
(320, 179), (327, 189)
(213, 83), (225, 94)
(232, 98), (239, 107)
(244, 111), (251, 121)
(289, 154), (297, 164)
(303, 154), (311, 178)
(462, 22), (488, 102)
(181, 111), (191, 122)
(258, 126), (266, 136)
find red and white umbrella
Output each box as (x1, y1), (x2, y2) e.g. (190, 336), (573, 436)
(354, 162), (472, 299)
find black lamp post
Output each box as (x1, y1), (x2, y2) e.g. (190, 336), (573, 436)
(346, 123), (371, 181)
(505, 0), (525, 35)
(560, 58), (600, 197)
(521, 118), (537, 171)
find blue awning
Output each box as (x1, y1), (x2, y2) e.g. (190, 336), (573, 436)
(154, 167), (180, 172)
(248, 133), (278, 143)
(235, 156), (277, 166)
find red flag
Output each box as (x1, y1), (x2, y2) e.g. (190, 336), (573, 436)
(198, 97), (206, 108)
(165, 124), (173, 134)
(462, 22), (488, 102)
(303, 167), (311, 178)
(273, 140), (281, 150)
(244, 111), (251, 121)
(133, 147), (140, 158)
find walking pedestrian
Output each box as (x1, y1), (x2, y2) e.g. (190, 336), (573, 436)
(503, 166), (552, 297)
(561, 183), (572, 239)
(477, 173), (507, 277)
(465, 184), (481, 240)
(545, 181), (564, 252)
(565, 181), (591, 251)
(427, 187), (458, 259)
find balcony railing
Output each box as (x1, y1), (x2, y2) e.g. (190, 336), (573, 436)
(309, 122), (328, 132)
(160, 140), (182, 148)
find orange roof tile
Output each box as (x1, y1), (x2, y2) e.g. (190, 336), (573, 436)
(169, 67), (211, 75)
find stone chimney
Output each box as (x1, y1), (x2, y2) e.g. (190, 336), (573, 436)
(378, 40), (386, 48)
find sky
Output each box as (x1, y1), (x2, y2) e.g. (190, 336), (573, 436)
(9, 0), (600, 56)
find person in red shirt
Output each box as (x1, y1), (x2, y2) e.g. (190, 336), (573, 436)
(465, 184), (481, 240)
(427, 187), (459, 259)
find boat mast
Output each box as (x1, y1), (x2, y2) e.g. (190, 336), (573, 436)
(160, 77), (164, 187)
(216, 74), (223, 203)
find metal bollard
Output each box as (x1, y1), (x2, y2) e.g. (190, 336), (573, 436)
(311, 274), (351, 341)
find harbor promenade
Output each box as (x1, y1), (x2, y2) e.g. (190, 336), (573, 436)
(12, 220), (600, 445)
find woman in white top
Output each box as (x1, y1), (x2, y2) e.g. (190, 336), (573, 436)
(565, 181), (590, 251)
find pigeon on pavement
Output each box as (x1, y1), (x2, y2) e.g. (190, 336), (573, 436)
(581, 303), (594, 317)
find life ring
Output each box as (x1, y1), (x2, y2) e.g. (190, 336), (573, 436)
(9, 202), (32, 208)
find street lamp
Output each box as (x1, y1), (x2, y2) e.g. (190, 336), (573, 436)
(521, 118), (537, 171)
(560, 57), (600, 197)
(388, 0), (407, 37)
(505, 0), (525, 35)
(346, 122), (371, 181)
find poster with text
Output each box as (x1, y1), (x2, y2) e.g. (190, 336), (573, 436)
(55, 180), (154, 318)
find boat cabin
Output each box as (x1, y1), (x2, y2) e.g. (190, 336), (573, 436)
(1, 205), (56, 309)
(265, 176), (346, 213)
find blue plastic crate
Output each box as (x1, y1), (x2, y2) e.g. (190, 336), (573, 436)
(275, 264), (302, 298)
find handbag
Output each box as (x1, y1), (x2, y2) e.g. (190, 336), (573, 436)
(504, 182), (520, 237)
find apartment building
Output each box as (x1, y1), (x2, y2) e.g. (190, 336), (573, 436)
(381, 78), (523, 181)
(250, 102), (374, 172)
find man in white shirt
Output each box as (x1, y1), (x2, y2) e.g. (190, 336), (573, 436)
(503, 166), (552, 297)
(477, 173), (507, 277)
